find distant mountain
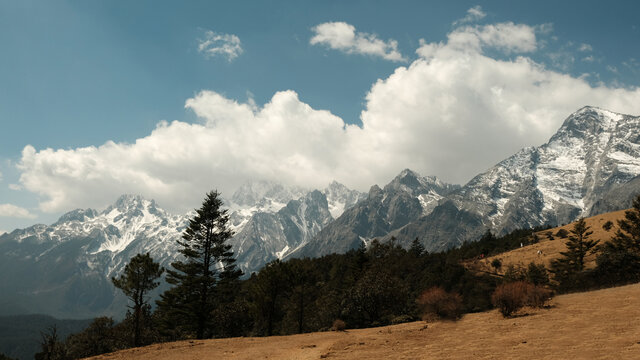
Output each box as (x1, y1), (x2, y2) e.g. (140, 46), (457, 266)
(290, 169), (460, 257)
(394, 106), (640, 251)
(0, 314), (91, 360)
(0, 182), (364, 319)
(296, 106), (640, 255)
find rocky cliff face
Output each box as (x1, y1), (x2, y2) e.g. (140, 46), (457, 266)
(395, 106), (640, 250)
(290, 169), (460, 257)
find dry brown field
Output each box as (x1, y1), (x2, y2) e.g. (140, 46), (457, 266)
(90, 282), (640, 360)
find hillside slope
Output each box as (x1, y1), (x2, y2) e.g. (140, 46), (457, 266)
(90, 282), (640, 360)
(470, 209), (627, 275)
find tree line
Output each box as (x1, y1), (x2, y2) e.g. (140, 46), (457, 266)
(33, 192), (640, 359)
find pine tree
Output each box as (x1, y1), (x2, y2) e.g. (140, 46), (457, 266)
(595, 195), (640, 284)
(111, 253), (163, 347)
(157, 190), (241, 339)
(550, 217), (598, 288)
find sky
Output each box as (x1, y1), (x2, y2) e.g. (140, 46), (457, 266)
(1, 0), (640, 233)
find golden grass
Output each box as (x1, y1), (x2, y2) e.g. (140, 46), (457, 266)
(469, 209), (628, 276)
(89, 282), (640, 360)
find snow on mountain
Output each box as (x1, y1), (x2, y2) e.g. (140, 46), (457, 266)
(290, 169), (460, 258)
(453, 106), (640, 233)
(392, 106), (640, 251)
(0, 181), (363, 318)
(322, 181), (368, 218)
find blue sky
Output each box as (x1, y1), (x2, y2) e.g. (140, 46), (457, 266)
(1, 0), (640, 232)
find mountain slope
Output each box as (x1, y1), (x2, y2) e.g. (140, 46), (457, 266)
(392, 106), (640, 250)
(0, 182), (364, 318)
(292, 169), (460, 257)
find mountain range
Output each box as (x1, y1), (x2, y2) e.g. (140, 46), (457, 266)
(2, 106), (640, 319)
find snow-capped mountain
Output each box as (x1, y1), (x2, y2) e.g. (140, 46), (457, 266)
(392, 106), (640, 251)
(0, 182), (364, 318)
(290, 169), (460, 258)
(0, 195), (187, 318)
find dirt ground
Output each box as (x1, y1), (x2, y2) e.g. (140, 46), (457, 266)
(90, 282), (640, 360)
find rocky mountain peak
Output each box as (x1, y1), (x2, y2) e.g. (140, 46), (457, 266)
(553, 106), (623, 141)
(54, 208), (98, 225)
(230, 180), (307, 207)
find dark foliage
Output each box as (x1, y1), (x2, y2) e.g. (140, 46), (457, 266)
(550, 218), (598, 290)
(555, 228), (569, 238)
(111, 253), (163, 347)
(593, 195), (640, 285)
(156, 190), (242, 340)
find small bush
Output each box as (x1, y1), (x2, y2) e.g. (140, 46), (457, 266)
(527, 285), (553, 308)
(491, 258), (502, 270)
(503, 264), (526, 283)
(525, 262), (549, 286)
(390, 314), (414, 325)
(545, 232), (554, 240)
(416, 287), (464, 321)
(555, 229), (569, 238)
(492, 281), (528, 317)
(492, 281), (553, 317)
(602, 220), (613, 231)
(331, 319), (346, 331)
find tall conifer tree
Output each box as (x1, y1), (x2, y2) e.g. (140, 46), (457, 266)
(157, 190), (241, 339)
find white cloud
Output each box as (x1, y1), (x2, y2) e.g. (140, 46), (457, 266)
(444, 22), (539, 54)
(8, 184), (21, 190)
(453, 5), (486, 25)
(578, 43), (593, 52)
(16, 18), (640, 215)
(310, 22), (405, 62)
(0, 204), (36, 219)
(197, 30), (243, 61)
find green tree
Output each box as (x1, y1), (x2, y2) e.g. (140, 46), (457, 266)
(596, 195), (640, 284)
(550, 217), (598, 289)
(157, 190), (241, 339)
(111, 253), (163, 347)
(64, 317), (119, 359)
(249, 260), (289, 336)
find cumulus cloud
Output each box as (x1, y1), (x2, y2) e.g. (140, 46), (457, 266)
(0, 203), (36, 219)
(310, 22), (405, 62)
(453, 5), (486, 25)
(16, 18), (640, 214)
(197, 30), (243, 61)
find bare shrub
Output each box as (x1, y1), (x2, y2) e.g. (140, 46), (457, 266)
(492, 281), (529, 317)
(492, 281), (554, 317)
(331, 319), (346, 331)
(416, 287), (464, 321)
(527, 285), (553, 308)
(555, 229), (569, 238)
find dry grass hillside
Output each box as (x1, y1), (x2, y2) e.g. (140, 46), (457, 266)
(90, 282), (640, 360)
(468, 209), (628, 276)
